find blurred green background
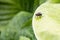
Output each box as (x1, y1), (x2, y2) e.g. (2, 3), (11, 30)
(0, 0), (46, 40)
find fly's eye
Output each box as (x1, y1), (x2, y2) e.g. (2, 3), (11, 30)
(35, 12), (42, 20)
(35, 12), (42, 16)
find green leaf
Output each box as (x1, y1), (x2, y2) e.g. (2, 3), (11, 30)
(7, 11), (36, 40)
(0, 0), (20, 27)
(0, 11), (36, 40)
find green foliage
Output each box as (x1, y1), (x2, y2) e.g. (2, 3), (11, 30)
(0, 0), (45, 40)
